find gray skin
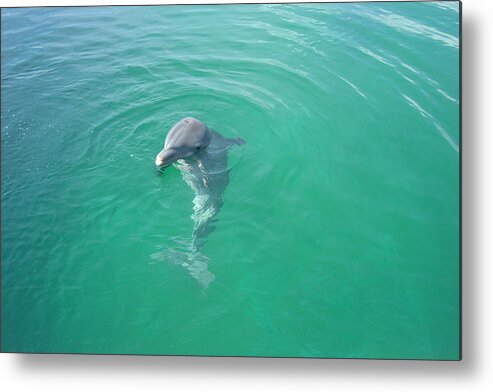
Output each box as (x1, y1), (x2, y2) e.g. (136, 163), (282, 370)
(154, 117), (244, 288)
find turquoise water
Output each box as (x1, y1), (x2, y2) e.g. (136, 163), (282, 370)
(1, 2), (459, 359)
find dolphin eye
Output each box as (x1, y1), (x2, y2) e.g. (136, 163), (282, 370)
(196, 146), (201, 150)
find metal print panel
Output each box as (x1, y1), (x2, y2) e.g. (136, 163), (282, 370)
(0, 1), (460, 360)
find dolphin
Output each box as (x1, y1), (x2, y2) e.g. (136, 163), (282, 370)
(153, 117), (245, 288)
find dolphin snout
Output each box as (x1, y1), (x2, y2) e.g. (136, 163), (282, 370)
(155, 160), (169, 173)
(155, 154), (173, 172)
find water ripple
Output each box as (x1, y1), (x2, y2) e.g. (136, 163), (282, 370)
(402, 94), (458, 152)
(368, 10), (459, 49)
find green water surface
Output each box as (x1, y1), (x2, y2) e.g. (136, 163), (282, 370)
(1, 2), (460, 359)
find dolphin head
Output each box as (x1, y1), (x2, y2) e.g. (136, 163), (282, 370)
(155, 117), (212, 171)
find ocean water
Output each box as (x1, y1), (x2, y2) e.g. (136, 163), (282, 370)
(1, 2), (459, 359)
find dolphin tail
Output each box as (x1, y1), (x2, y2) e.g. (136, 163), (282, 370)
(185, 250), (215, 289)
(150, 244), (215, 289)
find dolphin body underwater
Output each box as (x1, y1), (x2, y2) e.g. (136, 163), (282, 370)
(153, 117), (245, 288)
